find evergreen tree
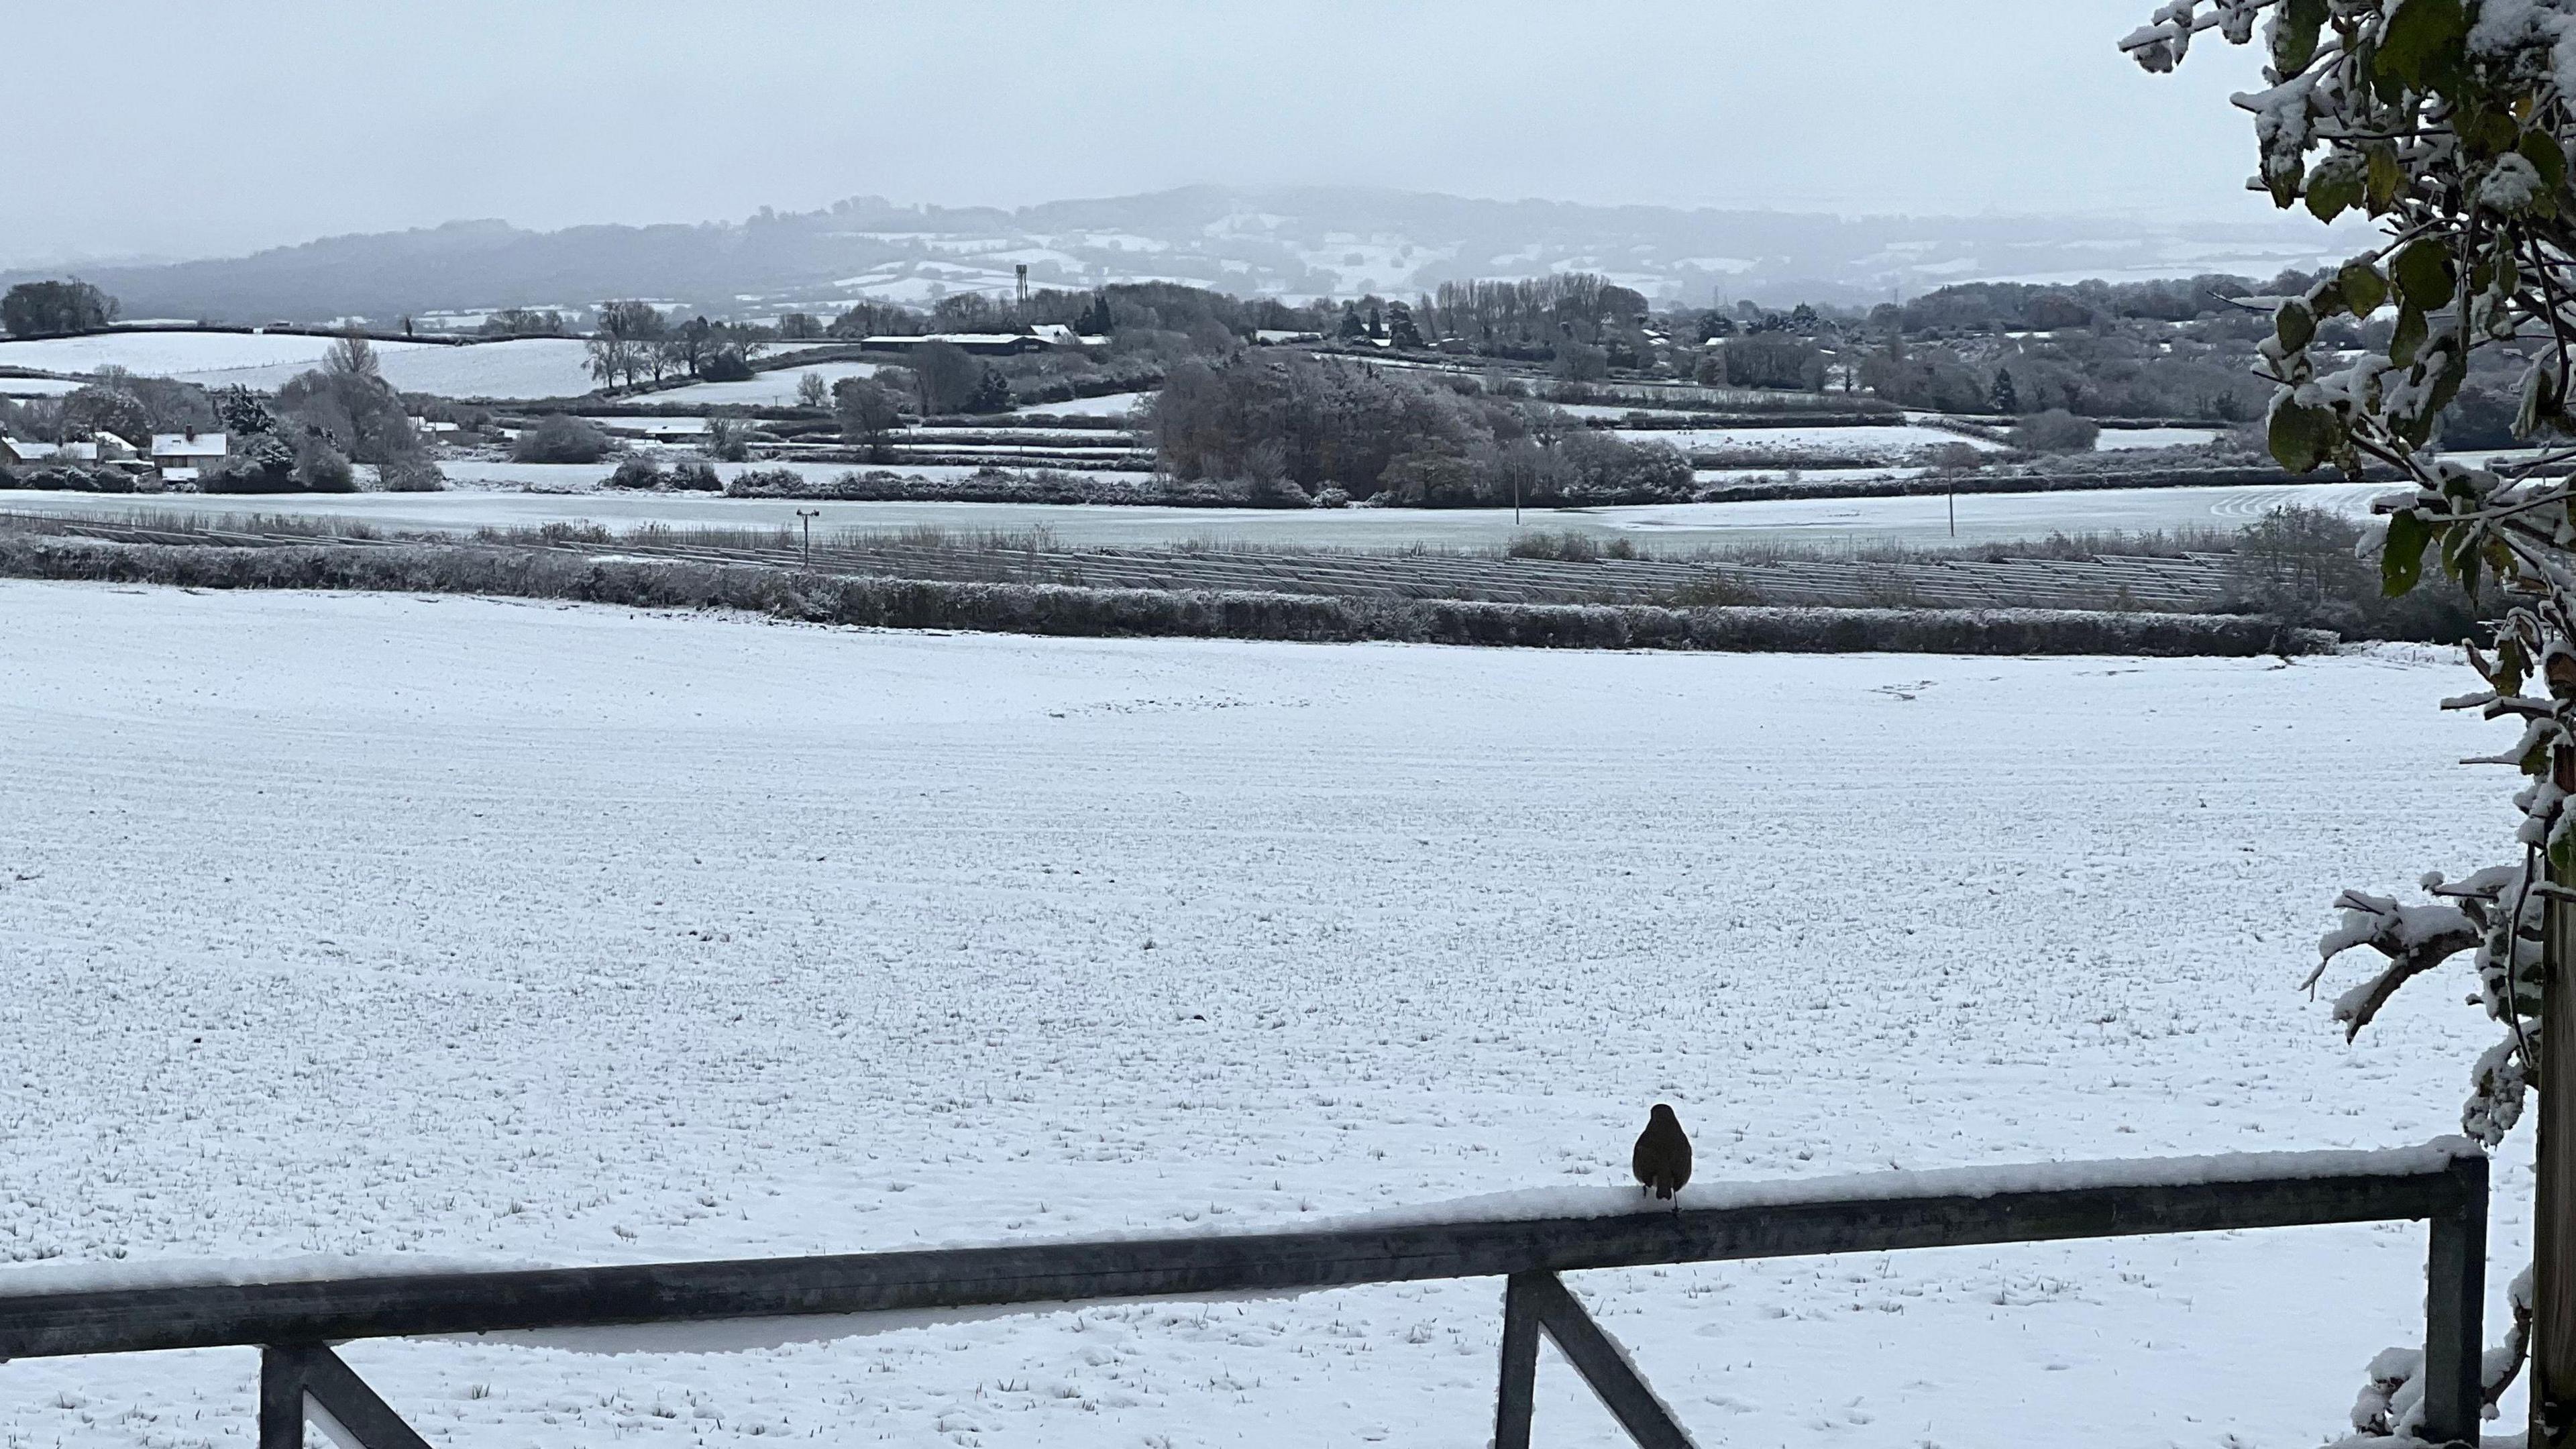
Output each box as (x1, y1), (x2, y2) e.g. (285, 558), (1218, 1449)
(1336, 303), (1366, 341)
(212, 386), (274, 437)
(1385, 301), (1426, 350)
(967, 367), (1013, 414)
(1366, 305), (1385, 340)
(1990, 368), (2019, 415)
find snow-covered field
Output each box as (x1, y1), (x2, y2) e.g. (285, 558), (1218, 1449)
(641, 361), (886, 406)
(0, 332), (598, 400)
(0, 477), (2384, 549)
(434, 459), (1162, 492)
(1607, 424), (2008, 457)
(0, 580), (2530, 1446)
(1013, 390), (1154, 418)
(1603, 480), (2385, 542)
(0, 376), (81, 398)
(2097, 426), (2226, 451)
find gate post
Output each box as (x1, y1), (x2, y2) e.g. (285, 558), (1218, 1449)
(1495, 1271), (1543, 1449)
(2424, 1151), (2491, 1446)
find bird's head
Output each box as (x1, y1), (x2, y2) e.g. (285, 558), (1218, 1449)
(1650, 1103), (1678, 1123)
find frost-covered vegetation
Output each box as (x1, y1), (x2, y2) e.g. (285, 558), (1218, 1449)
(2127, 0), (2576, 1435)
(1145, 351), (1693, 506)
(0, 528), (2318, 656)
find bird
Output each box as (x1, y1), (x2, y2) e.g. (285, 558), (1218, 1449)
(1631, 1104), (1693, 1203)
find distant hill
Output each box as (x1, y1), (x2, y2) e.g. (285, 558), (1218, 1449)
(0, 186), (2372, 327)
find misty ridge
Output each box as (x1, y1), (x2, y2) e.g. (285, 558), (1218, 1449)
(5, 185), (2369, 327)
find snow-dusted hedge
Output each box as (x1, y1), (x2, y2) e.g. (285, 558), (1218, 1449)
(0, 534), (2332, 657)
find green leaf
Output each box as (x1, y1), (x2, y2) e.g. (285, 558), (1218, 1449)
(2444, 523), (2483, 596)
(2499, 633), (2532, 695)
(2375, 0), (2465, 90)
(2519, 131), (2567, 215)
(2382, 509), (2432, 596)
(2426, 345), (2471, 417)
(2306, 158), (2367, 222)
(2275, 0), (2330, 73)
(2366, 144), (2407, 211)
(2392, 302), (2428, 367)
(2266, 155), (2306, 209)
(2392, 240), (2456, 307)
(2270, 398), (2339, 474)
(2276, 297), (2318, 351)
(2516, 363), (2559, 439)
(2340, 261), (2390, 315)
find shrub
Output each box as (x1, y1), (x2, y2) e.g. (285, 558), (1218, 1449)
(702, 415), (753, 463)
(731, 467), (806, 494)
(607, 456), (666, 490)
(293, 442), (357, 493)
(2008, 409), (2100, 453)
(513, 415), (612, 464)
(699, 351), (755, 383)
(378, 457), (446, 492)
(1509, 531), (1601, 561)
(17, 465), (127, 493)
(669, 460), (722, 492)
(203, 435), (300, 493)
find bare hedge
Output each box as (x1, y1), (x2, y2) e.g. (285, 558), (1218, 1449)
(0, 535), (2333, 657)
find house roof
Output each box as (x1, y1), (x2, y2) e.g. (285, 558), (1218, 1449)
(151, 432), (228, 458)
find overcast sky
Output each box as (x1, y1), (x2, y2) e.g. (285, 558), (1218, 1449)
(11, 1), (2273, 269)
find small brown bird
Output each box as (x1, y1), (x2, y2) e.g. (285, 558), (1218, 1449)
(1631, 1103), (1693, 1203)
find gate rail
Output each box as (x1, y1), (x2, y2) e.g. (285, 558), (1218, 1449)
(0, 1142), (2489, 1449)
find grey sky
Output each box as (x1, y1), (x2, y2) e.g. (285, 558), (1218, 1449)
(11, 1), (2269, 270)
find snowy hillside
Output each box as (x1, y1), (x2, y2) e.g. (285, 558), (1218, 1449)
(0, 186), (2377, 324)
(0, 579), (2524, 1447)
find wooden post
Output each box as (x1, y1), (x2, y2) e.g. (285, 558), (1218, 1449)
(2424, 1152), (2489, 1446)
(258, 1346), (307, 1449)
(2543, 742), (2576, 1449)
(1495, 1271), (1543, 1449)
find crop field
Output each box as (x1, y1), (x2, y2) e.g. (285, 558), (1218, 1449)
(0, 579), (2530, 1446)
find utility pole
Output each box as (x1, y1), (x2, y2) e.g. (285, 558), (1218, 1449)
(796, 508), (820, 570)
(1016, 264), (1029, 307)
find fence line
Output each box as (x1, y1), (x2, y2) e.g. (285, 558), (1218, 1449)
(0, 1143), (2489, 1449)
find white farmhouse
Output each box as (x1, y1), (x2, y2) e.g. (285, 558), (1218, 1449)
(150, 429), (227, 484)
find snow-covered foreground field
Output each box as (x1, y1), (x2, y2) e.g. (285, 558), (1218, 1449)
(0, 478), (2380, 550)
(0, 580), (2535, 1446)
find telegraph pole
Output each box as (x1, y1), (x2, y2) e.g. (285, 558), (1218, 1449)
(796, 508), (820, 570)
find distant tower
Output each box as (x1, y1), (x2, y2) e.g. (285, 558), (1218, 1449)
(1016, 264), (1029, 306)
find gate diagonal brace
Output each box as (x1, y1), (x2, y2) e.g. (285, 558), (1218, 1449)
(1494, 1270), (1699, 1449)
(260, 1345), (433, 1449)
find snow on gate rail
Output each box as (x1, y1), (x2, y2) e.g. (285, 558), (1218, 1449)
(0, 1142), (2492, 1449)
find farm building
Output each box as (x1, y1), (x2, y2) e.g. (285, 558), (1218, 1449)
(0, 437), (95, 466)
(858, 331), (1096, 356)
